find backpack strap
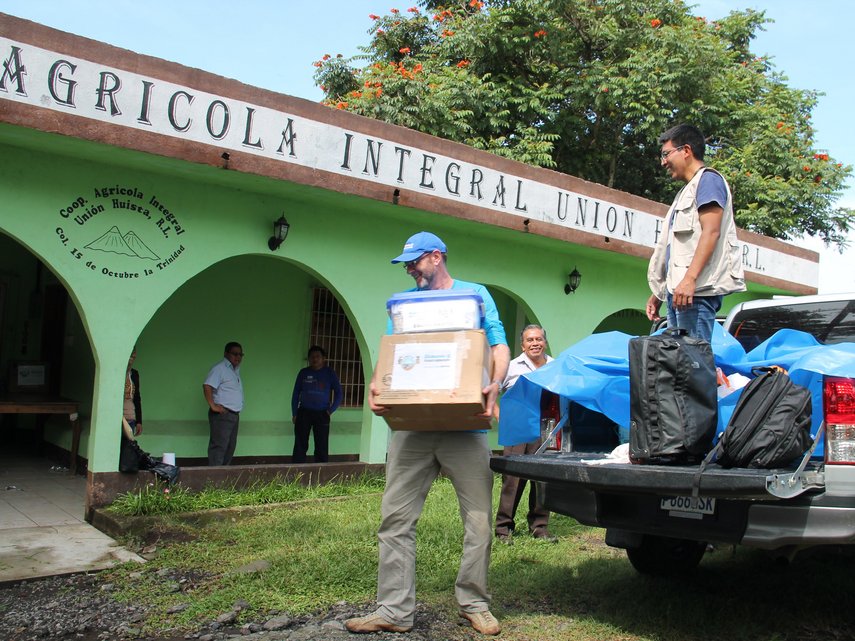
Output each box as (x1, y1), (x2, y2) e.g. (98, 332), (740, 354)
(690, 439), (722, 505)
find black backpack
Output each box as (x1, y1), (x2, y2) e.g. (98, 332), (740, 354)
(717, 366), (813, 469)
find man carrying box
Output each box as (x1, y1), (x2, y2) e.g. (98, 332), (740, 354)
(345, 231), (510, 637)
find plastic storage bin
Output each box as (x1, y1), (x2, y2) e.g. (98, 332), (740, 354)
(387, 289), (485, 334)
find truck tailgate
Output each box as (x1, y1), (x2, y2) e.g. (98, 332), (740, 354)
(490, 453), (825, 500)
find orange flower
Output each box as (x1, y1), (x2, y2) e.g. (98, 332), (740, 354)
(803, 165), (811, 172)
(469, 0), (484, 8)
(350, 90), (363, 98)
(413, 63), (423, 73)
(408, 6), (419, 13)
(776, 121), (785, 129)
(650, 18), (662, 28)
(814, 153), (829, 161)
(377, 29), (385, 35)
(534, 29), (547, 38)
(390, 7), (399, 13)
(442, 29), (455, 37)
(369, 13), (379, 20)
(313, 61), (322, 67)
(335, 101), (348, 110)
(434, 14), (444, 22)
(399, 47), (411, 54)
(457, 59), (470, 68)
(375, 88), (383, 97)
(322, 54), (331, 61)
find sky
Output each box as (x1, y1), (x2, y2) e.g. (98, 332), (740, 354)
(2, 0), (853, 294)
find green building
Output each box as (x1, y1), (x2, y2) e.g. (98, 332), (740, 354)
(0, 14), (818, 514)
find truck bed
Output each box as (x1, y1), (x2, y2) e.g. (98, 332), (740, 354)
(490, 452), (825, 501)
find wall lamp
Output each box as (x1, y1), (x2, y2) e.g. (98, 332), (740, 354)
(564, 267), (582, 295)
(268, 215), (290, 251)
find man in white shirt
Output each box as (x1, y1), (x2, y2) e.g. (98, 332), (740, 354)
(202, 341), (244, 466)
(494, 324), (558, 544)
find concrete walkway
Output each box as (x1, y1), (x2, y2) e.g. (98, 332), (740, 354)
(0, 456), (143, 582)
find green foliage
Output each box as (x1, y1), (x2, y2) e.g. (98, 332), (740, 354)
(313, 0), (853, 246)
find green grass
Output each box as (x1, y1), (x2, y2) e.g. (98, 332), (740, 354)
(103, 477), (855, 640)
(107, 472), (386, 515)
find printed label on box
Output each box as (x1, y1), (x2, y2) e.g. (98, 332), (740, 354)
(391, 343), (458, 390)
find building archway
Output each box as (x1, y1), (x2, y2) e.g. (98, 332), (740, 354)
(593, 308), (650, 336)
(0, 230), (97, 468)
(134, 253), (369, 465)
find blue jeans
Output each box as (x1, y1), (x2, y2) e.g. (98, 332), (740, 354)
(666, 294), (722, 342)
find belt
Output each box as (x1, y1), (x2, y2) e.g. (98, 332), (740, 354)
(210, 407), (240, 415)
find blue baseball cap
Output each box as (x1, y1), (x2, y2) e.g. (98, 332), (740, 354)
(390, 231), (447, 264)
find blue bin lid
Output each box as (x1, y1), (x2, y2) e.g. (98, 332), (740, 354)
(386, 289), (485, 317)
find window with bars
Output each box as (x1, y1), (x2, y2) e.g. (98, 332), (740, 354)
(309, 287), (365, 407)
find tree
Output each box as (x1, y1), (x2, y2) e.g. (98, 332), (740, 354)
(314, 0), (853, 247)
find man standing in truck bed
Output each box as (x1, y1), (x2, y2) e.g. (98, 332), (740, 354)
(645, 124), (745, 341)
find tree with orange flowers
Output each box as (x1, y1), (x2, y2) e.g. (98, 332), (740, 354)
(313, 0), (853, 246)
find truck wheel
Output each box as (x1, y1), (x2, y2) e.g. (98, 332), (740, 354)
(625, 535), (707, 576)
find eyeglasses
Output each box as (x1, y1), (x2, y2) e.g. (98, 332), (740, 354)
(660, 145), (686, 161)
(403, 252), (431, 269)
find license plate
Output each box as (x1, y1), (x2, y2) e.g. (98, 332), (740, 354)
(660, 496), (716, 519)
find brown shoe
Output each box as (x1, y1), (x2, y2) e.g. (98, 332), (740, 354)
(460, 610), (501, 635)
(345, 611), (411, 633)
(531, 528), (558, 543)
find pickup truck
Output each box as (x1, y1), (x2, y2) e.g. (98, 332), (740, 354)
(490, 293), (855, 575)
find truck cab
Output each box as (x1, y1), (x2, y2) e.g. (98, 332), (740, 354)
(490, 293), (855, 575)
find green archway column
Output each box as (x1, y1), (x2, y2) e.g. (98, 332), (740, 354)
(360, 412), (391, 464)
(87, 355), (130, 472)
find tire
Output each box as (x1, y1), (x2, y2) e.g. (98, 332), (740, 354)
(625, 534), (707, 576)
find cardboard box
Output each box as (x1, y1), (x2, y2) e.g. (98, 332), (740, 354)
(386, 289), (485, 334)
(375, 329), (493, 431)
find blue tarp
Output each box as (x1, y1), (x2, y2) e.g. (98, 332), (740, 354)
(498, 324), (855, 451)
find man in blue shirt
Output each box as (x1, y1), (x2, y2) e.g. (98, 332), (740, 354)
(203, 341), (244, 466)
(346, 232), (510, 637)
(291, 345), (343, 463)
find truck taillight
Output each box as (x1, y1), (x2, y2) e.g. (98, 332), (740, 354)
(824, 376), (855, 465)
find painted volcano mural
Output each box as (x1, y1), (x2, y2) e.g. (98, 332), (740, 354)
(85, 226), (160, 260)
